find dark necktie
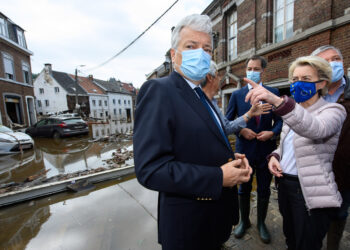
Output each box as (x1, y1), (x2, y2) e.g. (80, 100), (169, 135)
(194, 87), (231, 149)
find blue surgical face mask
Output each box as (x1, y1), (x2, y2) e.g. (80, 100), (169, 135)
(246, 71), (261, 83)
(179, 48), (211, 81)
(330, 61), (344, 83)
(290, 80), (323, 103)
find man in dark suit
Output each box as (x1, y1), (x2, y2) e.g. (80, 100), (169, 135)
(226, 55), (283, 243)
(133, 14), (252, 250)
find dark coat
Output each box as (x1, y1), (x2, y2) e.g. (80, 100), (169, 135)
(225, 85), (283, 161)
(333, 75), (350, 192)
(133, 71), (239, 250)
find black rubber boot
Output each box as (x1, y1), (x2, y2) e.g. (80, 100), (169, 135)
(234, 195), (251, 238)
(327, 219), (346, 250)
(257, 196), (271, 244)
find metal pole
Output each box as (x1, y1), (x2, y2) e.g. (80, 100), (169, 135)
(75, 68), (79, 113)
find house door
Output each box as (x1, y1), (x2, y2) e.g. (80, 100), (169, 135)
(5, 96), (23, 125)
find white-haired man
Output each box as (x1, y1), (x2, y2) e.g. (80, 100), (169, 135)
(311, 45), (350, 250)
(201, 61), (272, 135)
(133, 14), (252, 250)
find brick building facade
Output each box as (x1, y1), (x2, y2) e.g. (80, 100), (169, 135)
(202, 0), (350, 112)
(0, 12), (36, 128)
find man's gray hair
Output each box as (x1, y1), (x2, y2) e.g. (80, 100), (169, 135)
(310, 45), (343, 60)
(201, 60), (217, 87)
(171, 14), (212, 49)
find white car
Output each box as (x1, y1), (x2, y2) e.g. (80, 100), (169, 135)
(0, 125), (34, 154)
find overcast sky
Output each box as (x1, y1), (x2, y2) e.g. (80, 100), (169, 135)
(2, 0), (213, 88)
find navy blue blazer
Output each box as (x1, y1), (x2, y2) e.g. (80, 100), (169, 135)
(226, 85), (283, 161)
(133, 71), (239, 250)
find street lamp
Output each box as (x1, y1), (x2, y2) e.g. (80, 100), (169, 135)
(74, 65), (85, 113)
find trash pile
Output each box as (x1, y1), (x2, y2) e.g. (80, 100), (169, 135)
(0, 146), (134, 194)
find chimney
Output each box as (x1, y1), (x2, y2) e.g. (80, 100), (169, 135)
(88, 74), (93, 81)
(44, 63), (52, 75)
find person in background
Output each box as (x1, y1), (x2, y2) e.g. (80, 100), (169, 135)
(133, 14), (252, 250)
(311, 45), (350, 250)
(225, 55), (283, 243)
(246, 56), (346, 250)
(201, 60), (272, 135)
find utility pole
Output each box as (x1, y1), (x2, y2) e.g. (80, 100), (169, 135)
(74, 65), (85, 114)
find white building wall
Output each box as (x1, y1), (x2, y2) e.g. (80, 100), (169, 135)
(108, 92), (133, 131)
(33, 71), (68, 115)
(89, 94), (109, 120)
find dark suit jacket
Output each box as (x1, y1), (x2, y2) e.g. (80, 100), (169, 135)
(133, 72), (238, 250)
(226, 85), (283, 161)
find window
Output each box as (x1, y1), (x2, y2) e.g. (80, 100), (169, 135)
(94, 110), (97, 117)
(114, 109), (117, 115)
(100, 113), (103, 117)
(22, 62), (30, 84)
(3, 53), (15, 80)
(45, 100), (49, 106)
(118, 99), (121, 104)
(104, 100), (107, 106)
(0, 18), (8, 37)
(274, 0), (294, 43)
(113, 99), (116, 104)
(128, 100), (130, 105)
(92, 100), (96, 106)
(124, 100), (126, 105)
(119, 109), (122, 115)
(227, 11), (237, 61)
(99, 100), (102, 106)
(54, 87), (59, 93)
(39, 88), (44, 94)
(37, 100), (42, 107)
(17, 29), (26, 48)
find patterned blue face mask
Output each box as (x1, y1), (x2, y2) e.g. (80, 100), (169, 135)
(179, 48), (211, 81)
(290, 80), (323, 103)
(330, 61), (344, 83)
(246, 71), (261, 83)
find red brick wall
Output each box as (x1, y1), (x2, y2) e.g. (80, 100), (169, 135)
(294, 0), (332, 32)
(332, 0), (350, 19)
(0, 41), (32, 83)
(237, 0), (255, 53)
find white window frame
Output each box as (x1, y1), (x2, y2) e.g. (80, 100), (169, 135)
(39, 88), (44, 94)
(0, 18), (8, 37)
(2, 52), (15, 80)
(17, 29), (26, 48)
(273, 0), (294, 43)
(37, 100), (42, 107)
(45, 100), (49, 106)
(227, 11), (237, 61)
(54, 87), (59, 93)
(92, 100), (96, 106)
(22, 61), (30, 84)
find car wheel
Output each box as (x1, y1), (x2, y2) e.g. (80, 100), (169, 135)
(52, 131), (61, 139)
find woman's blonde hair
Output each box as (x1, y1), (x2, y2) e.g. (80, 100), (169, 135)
(288, 56), (332, 96)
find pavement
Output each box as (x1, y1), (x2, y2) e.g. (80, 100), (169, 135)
(222, 184), (350, 250)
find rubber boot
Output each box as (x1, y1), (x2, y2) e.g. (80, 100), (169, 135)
(257, 196), (271, 244)
(327, 219), (346, 250)
(234, 195), (251, 238)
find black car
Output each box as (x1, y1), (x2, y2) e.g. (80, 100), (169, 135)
(26, 117), (89, 138)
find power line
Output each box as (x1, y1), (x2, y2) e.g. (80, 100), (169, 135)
(86, 0), (179, 72)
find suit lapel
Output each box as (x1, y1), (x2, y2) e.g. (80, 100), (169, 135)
(172, 72), (231, 150)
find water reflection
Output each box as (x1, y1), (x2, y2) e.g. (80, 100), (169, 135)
(0, 134), (132, 184)
(90, 122), (133, 139)
(0, 177), (160, 250)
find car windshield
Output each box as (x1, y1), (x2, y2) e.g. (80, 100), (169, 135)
(0, 125), (13, 133)
(63, 119), (85, 124)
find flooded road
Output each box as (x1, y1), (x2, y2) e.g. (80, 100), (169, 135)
(0, 177), (160, 250)
(0, 134), (132, 184)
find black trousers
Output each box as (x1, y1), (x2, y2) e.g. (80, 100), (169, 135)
(277, 176), (333, 250)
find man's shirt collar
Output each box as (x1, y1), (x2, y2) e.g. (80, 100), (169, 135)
(248, 82), (263, 90)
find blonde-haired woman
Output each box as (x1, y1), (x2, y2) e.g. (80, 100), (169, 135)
(245, 56), (347, 250)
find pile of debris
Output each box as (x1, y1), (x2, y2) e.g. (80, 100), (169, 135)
(0, 147), (134, 194)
